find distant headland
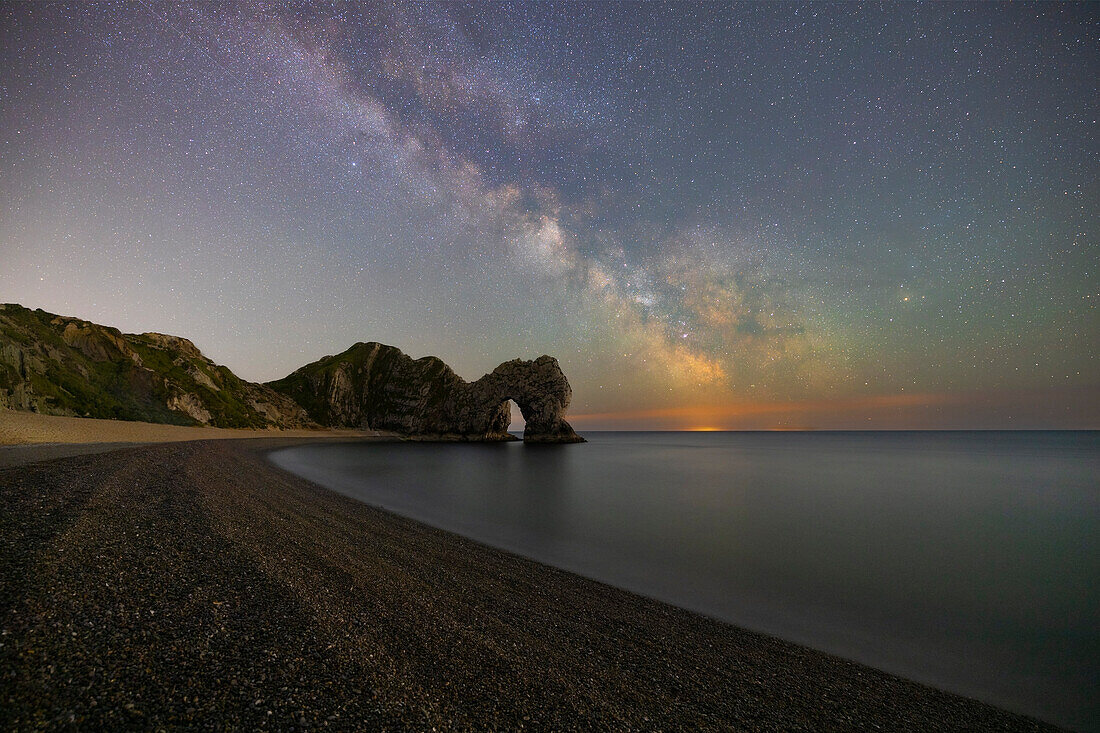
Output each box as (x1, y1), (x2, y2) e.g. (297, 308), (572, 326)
(0, 303), (583, 444)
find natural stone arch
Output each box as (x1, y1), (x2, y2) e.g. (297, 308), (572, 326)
(463, 356), (584, 443)
(269, 343), (584, 443)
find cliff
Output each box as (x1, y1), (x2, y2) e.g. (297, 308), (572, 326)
(0, 304), (584, 442)
(267, 342), (584, 443)
(0, 304), (315, 429)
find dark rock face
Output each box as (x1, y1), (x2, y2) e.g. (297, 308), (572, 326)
(268, 343), (584, 443)
(459, 356), (584, 443)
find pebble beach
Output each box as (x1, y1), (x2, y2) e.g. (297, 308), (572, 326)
(0, 413), (1062, 730)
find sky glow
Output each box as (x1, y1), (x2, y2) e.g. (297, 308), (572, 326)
(2, 3), (1096, 428)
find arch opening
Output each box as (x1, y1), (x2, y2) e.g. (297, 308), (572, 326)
(507, 399), (525, 437)
(486, 398), (523, 439)
(488, 396), (534, 435)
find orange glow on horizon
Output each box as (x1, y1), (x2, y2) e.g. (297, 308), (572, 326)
(569, 391), (961, 429)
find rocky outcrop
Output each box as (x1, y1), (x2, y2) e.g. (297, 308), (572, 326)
(457, 356), (583, 443)
(1, 303), (584, 442)
(0, 303), (315, 429)
(268, 343), (584, 443)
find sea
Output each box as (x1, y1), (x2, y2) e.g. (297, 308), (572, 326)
(270, 431), (1099, 732)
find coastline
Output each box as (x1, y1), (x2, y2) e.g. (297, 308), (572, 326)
(0, 408), (381, 447)
(0, 433), (1062, 730)
(0, 409), (387, 467)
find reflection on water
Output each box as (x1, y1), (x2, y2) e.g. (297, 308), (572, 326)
(271, 431), (1099, 731)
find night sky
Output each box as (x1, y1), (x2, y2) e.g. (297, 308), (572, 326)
(2, 2), (1096, 429)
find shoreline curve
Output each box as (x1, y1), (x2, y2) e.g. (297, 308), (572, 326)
(0, 436), (1065, 730)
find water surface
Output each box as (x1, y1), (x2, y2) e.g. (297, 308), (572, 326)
(271, 431), (1099, 731)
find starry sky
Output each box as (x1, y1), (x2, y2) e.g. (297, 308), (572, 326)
(2, 2), (1097, 429)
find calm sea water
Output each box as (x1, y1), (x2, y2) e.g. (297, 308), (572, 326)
(270, 431), (1099, 731)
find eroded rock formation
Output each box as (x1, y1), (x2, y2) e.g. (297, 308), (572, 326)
(1, 303), (584, 442)
(267, 343), (584, 443)
(461, 356), (584, 443)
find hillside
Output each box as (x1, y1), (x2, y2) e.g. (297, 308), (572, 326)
(0, 304), (314, 429)
(267, 342), (461, 430)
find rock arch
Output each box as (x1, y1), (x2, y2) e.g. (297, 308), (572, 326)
(268, 343), (585, 443)
(462, 356), (584, 443)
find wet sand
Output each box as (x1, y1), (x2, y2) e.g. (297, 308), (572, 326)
(0, 436), (1060, 731)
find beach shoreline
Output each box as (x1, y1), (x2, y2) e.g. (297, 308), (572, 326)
(0, 408), (390, 467)
(0, 424), (1063, 730)
(0, 408), (383, 447)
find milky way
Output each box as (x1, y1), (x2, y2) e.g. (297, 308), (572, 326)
(1, 3), (1096, 428)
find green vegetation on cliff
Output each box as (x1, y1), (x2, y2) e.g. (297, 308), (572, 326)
(0, 304), (314, 429)
(266, 342), (457, 429)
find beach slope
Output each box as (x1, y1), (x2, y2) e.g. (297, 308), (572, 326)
(0, 440), (1058, 730)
